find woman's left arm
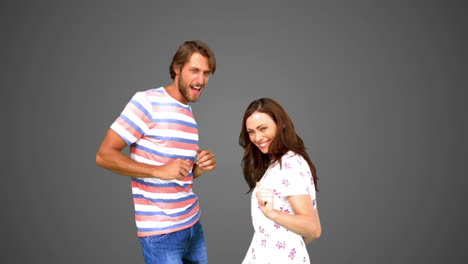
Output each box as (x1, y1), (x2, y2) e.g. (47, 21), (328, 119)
(257, 190), (322, 243)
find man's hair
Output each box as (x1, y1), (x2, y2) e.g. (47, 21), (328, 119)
(169, 40), (216, 80)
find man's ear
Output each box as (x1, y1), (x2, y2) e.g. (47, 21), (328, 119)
(173, 65), (181, 76)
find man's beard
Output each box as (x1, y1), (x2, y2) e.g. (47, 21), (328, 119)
(178, 74), (202, 103)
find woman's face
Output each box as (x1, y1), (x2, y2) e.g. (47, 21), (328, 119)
(246, 111), (278, 154)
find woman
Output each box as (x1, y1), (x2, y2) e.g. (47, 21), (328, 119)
(239, 98), (321, 264)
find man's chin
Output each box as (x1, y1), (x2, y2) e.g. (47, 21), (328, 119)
(189, 94), (202, 102)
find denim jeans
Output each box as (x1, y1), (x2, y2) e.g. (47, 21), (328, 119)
(139, 221), (208, 264)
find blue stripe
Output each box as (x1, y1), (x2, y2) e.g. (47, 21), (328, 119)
(134, 145), (195, 161)
(137, 210), (200, 232)
(130, 99), (152, 120)
(152, 102), (191, 111)
(153, 119), (198, 129)
(132, 178), (192, 188)
(120, 115), (145, 135)
(133, 194), (197, 203)
(135, 200), (198, 217)
(146, 135), (198, 145)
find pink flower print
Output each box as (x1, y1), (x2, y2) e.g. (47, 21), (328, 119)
(273, 189), (280, 197)
(282, 179), (290, 187)
(303, 256), (307, 262)
(261, 239), (267, 247)
(274, 223), (281, 229)
(288, 248), (297, 260)
(276, 241), (286, 249)
(284, 162), (291, 169)
(259, 226), (265, 233)
(282, 208), (291, 214)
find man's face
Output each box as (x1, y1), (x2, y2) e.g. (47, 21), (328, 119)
(175, 52), (212, 104)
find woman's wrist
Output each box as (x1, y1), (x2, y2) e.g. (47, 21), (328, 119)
(267, 209), (280, 222)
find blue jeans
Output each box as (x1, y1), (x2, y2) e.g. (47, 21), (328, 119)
(139, 221), (208, 264)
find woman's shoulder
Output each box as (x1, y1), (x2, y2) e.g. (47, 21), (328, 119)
(282, 151), (304, 161)
(281, 151), (311, 170)
(270, 151), (305, 169)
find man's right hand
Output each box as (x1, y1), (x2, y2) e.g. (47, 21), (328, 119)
(157, 158), (192, 181)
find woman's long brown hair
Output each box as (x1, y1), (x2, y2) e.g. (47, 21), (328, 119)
(239, 98), (318, 193)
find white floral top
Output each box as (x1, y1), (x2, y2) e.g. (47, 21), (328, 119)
(242, 151), (317, 264)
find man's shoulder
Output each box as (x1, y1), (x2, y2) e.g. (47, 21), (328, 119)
(141, 87), (165, 95)
(131, 87), (165, 100)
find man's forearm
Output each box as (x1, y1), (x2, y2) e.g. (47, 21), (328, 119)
(96, 149), (158, 178)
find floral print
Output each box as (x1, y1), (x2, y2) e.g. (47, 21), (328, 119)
(259, 226), (265, 234)
(288, 248), (297, 260)
(242, 151), (316, 264)
(276, 241), (286, 249)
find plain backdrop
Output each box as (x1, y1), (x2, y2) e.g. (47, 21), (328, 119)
(2, 1), (467, 263)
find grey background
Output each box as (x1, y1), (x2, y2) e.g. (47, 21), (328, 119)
(2, 1), (467, 263)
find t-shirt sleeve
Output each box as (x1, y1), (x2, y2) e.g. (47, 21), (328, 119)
(110, 91), (153, 145)
(278, 154), (317, 205)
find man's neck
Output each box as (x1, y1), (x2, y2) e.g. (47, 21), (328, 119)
(164, 83), (187, 105)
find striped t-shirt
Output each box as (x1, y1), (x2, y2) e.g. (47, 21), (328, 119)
(110, 87), (200, 237)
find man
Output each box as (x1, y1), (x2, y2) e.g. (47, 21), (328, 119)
(96, 40), (217, 264)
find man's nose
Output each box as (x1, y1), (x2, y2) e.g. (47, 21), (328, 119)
(195, 72), (204, 84)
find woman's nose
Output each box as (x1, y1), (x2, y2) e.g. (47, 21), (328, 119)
(255, 132), (263, 143)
